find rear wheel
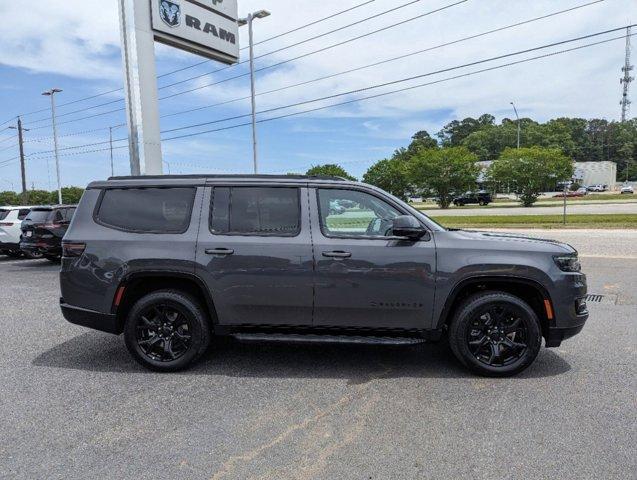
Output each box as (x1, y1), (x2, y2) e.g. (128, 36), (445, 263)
(24, 251), (43, 259)
(479, 200), (488, 206)
(448, 291), (542, 377)
(124, 290), (211, 372)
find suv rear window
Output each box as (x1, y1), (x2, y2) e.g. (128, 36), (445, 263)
(25, 209), (52, 223)
(210, 187), (300, 236)
(96, 188), (195, 233)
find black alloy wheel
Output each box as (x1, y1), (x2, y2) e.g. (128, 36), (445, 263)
(466, 303), (528, 367)
(124, 290), (211, 371)
(448, 291), (542, 377)
(135, 304), (193, 362)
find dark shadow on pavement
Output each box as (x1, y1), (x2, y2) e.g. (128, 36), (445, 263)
(33, 331), (571, 382)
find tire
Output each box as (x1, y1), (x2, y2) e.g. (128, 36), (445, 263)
(124, 290), (211, 372)
(448, 291), (542, 377)
(24, 251), (43, 259)
(479, 200), (487, 206)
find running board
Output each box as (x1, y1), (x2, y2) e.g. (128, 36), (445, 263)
(231, 333), (427, 346)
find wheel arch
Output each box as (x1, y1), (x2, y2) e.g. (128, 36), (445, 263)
(113, 271), (218, 334)
(437, 276), (553, 338)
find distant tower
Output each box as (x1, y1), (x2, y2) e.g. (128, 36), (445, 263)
(620, 27), (633, 122)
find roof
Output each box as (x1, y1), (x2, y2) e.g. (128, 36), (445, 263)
(88, 174), (360, 189)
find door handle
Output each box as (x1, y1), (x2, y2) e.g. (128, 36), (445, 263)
(322, 251), (352, 259)
(205, 248), (234, 256)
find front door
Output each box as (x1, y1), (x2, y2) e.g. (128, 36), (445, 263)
(310, 187), (436, 330)
(196, 185), (314, 326)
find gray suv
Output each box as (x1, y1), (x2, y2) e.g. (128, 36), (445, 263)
(60, 175), (588, 376)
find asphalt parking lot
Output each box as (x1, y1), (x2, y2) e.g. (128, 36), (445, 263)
(1, 232), (635, 480)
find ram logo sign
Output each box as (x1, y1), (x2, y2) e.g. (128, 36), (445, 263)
(159, 0), (181, 28)
(151, 0), (239, 64)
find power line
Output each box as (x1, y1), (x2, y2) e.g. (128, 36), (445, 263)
(163, 26), (635, 135)
(156, 0), (378, 78)
(26, 0), (457, 126)
(160, 0), (605, 120)
(11, 0), (380, 121)
(161, 33), (634, 143)
(23, 27), (634, 156)
(158, 0), (468, 99)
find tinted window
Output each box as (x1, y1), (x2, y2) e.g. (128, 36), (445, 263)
(0, 210), (9, 221)
(62, 208), (76, 221)
(18, 209), (30, 220)
(97, 188), (195, 233)
(53, 210), (64, 222)
(210, 187), (300, 236)
(317, 189), (401, 238)
(25, 209), (52, 223)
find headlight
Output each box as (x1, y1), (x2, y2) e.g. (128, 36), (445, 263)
(553, 255), (581, 272)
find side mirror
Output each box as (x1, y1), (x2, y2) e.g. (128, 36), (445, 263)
(392, 215), (428, 240)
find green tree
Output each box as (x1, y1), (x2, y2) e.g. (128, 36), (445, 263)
(61, 187), (85, 204)
(488, 147), (574, 207)
(437, 114), (495, 146)
(0, 191), (20, 206)
(363, 158), (411, 200)
(407, 130), (438, 154)
(27, 190), (53, 205)
(306, 164), (356, 181)
(408, 147), (479, 209)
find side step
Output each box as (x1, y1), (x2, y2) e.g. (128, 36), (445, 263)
(231, 333), (427, 346)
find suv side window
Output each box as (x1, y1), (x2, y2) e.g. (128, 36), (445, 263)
(317, 188), (401, 238)
(96, 187), (196, 233)
(210, 187), (300, 236)
(53, 210), (64, 223)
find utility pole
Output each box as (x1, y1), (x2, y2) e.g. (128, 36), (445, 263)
(8, 117), (29, 203)
(109, 126), (115, 177)
(238, 10), (271, 174)
(620, 27), (633, 122)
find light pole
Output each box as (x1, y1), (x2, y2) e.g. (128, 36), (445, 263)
(42, 88), (63, 204)
(163, 160), (171, 174)
(109, 126), (115, 177)
(238, 10), (271, 174)
(510, 101), (520, 149)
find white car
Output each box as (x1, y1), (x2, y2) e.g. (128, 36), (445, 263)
(0, 206), (34, 257)
(620, 185), (634, 194)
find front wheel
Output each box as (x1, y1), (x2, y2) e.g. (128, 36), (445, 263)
(448, 292), (542, 377)
(124, 290), (211, 372)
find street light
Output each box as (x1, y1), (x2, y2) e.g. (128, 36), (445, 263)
(510, 101), (520, 150)
(42, 88), (63, 204)
(238, 9), (271, 174)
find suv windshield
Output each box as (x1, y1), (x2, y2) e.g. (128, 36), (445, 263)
(25, 209), (52, 223)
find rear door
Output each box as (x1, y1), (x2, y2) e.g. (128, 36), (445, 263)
(195, 184), (314, 326)
(310, 186), (436, 330)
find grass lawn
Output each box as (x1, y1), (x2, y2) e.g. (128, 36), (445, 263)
(428, 214), (637, 229)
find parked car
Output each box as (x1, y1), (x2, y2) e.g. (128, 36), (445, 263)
(587, 184), (607, 192)
(620, 185), (634, 194)
(452, 191), (493, 206)
(0, 206), (33, 257)
(553, 190), (585, 198)
(20, 205), (77, 261)
(576, 187), (588, 195)
(60, 175), (588, 377)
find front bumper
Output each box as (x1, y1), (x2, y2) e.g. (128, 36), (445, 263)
(60, 299), (120, 335)
(545, 272), (588, 347)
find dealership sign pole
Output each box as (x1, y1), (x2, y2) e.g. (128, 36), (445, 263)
(118, 0), (240, 176)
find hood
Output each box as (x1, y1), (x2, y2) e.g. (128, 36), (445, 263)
(441, 229), (576, 254)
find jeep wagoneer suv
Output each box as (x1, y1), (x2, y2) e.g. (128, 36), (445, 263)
(60, 175), (588, 376)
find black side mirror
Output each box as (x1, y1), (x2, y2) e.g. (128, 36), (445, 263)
(392, 215), (428, 240)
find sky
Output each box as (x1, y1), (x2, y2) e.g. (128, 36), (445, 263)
(0, 0), (634, 191)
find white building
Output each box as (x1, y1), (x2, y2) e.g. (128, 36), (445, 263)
(573, 161), (617, 187)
